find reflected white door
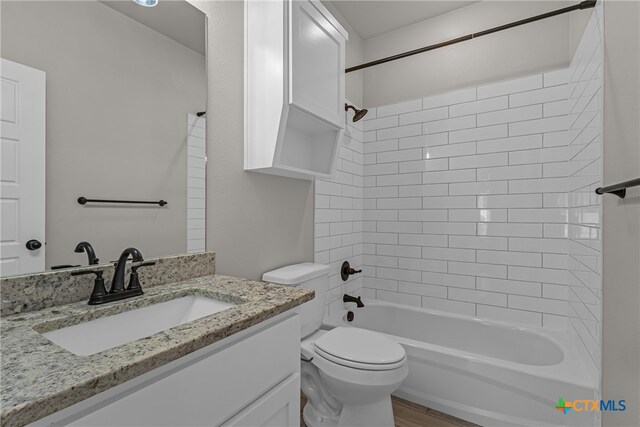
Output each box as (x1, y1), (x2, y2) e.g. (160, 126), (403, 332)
(0, 58), (46, 276)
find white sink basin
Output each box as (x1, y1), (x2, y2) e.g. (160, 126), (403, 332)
(42, 295), (236, 356)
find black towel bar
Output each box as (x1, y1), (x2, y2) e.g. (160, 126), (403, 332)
(77, 197), (167, 206)
(595, 177), (640, 199)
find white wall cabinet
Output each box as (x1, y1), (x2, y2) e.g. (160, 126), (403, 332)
(30, 313), (300, 427)
(245, 0), (348, 180)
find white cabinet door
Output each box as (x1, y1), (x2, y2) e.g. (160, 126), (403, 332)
(289, 0), (345, 127)
(0, 58), (46, 276)
(223, 374), (300, 427)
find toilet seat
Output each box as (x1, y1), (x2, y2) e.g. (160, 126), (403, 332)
(313, 327), (407, 371)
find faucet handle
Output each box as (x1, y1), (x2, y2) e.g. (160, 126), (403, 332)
(72, 269), (107, 303)
(127, 261), (155, 292)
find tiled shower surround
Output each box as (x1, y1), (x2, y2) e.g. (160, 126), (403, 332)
(315, 29), (602, 345)
(316, 67), (601, 327)
(359, 70), (579, 329)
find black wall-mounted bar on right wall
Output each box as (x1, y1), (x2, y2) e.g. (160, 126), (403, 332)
(595, 177), (640, 198)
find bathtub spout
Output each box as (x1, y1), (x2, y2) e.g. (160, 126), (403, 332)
(343, 294), (365, 308)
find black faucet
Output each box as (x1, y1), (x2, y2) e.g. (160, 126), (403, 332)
(111, 247), (143, 293)
(343, 294), (364, 308)
(72, 247), (154, 305)
(74, 241), (99, 265)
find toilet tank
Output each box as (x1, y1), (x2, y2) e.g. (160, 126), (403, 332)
(262, 263), (330, 338)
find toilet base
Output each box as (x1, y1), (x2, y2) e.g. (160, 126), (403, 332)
(303, 401), (338, 427)
(303, 397), (395, 427)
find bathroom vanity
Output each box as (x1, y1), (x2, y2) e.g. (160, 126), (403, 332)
(0, 253), (313, 426)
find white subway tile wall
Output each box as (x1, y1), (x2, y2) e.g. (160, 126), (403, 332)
(360, 70), (573, 329)
(566, 4), (603, 392)
(314, 106), (364, 316)
(187, 114), (206, 253)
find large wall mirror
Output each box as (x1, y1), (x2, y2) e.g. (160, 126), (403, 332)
(0, 0), (206, 276)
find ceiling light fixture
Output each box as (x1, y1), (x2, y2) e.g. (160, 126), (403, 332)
(133, 0), (158, 7)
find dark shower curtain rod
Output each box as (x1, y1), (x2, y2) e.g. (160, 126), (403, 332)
(345, 0), (597, 73)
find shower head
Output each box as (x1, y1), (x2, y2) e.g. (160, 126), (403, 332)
(345, 104), (368, 122)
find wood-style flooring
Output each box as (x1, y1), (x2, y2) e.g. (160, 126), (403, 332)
(300, 394), (481, 427)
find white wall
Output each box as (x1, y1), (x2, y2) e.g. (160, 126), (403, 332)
(570, 7), (594, 57)
(189, 0), (314, 280)
(1, 1), (205, 267)
(602, 1), (640, 426)
(361, 1), (595, 107)
(314, 105), (364, 315)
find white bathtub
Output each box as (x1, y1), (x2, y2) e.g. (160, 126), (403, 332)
(326, 300), (596, 427)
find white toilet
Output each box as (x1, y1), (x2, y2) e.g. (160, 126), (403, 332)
(263, 263), (408, 427)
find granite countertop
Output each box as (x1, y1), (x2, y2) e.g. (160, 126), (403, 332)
(0, 275), (313, 427)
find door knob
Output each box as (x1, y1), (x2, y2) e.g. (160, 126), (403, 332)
(25, 239), (42, 251)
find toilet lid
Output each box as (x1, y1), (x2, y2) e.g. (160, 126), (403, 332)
(314, 327), (406, 366)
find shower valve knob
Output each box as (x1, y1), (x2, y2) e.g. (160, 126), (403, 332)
(341, 261), (362, 281)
